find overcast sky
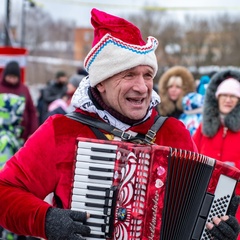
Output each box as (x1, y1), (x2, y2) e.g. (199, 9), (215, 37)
(1, 0), (240, 27)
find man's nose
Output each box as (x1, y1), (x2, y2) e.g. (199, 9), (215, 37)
(133, 76), (148, 92)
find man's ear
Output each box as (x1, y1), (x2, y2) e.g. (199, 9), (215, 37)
(96, 82), (105, 93)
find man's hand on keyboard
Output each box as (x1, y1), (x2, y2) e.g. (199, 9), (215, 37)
(45, 208), (91, 240)
(206, 215), (239, 240)
(206, 195), (240, 240)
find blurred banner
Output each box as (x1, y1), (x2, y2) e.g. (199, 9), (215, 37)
(0, 47), (28, 82)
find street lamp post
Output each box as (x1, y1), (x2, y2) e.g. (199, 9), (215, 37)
(21, 0), (27, 47)
(4, 0), (11, 46)
(21, 0), (37, 48)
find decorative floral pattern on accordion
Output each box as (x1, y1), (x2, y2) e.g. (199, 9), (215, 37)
(113, 145), (169, 240)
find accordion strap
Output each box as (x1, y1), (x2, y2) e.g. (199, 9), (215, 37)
(66, 112), (167, 144)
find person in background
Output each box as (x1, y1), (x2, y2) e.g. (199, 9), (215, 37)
(193, 69), (240, 227)
(37, 70), (68, 124)
(197, 74), (211, 96)
(179, 92), (204, 135)
(0, 9), (238, 240)
(76, 67), (88, 76)
(47, 73), (85, 116)
(0, 61), (39, 240)
(0, 61), (38, 167)
(157, 66), (195, 119)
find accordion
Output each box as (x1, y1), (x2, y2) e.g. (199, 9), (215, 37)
(70, 137), (240, 240)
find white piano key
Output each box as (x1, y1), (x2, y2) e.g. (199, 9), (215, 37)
(87, 226), (103, 233)
(72, 188), (107, 197)
(75, 171), (113, 181)
(78, 141), (118, 151)
(71, 201), (105, 213)
(75, 161), (115, 171)
(71, 207), (104, 216)
(76, 154), (116, 165)
(73, 181), (113, 189)
(77, 148), (116, 159)
(87, 216), (106, 225)
(73, 174), (113, 185)
(72, 194), (107, 205)
(74, 167), (114, 178)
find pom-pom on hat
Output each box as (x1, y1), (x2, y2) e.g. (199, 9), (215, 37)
(215, 78), (240, 99)
(84, 8), (158, 87)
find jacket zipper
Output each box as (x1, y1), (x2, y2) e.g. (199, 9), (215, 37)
(220, 127), (228, 160)
(222, 127), (228, 138)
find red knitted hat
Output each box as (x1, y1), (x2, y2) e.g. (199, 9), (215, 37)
(84, 8), (158, 87)
(91, 8), (146, 47)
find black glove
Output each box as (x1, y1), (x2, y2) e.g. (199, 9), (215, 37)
(227, 195), (240, 217)
(207, 195), (240, 240)
(45, 208), (91, 240)
(208, 215), (239, 240)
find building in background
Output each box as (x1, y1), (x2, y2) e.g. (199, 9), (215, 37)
(74, 27), (93, 62)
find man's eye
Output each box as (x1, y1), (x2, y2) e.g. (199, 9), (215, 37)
(125, 74), (133, 78)
(145, 74), (153, 79)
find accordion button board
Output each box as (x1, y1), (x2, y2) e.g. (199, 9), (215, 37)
(199, 174), (236, 240)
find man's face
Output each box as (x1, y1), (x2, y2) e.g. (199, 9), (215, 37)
(58, 76), (68, 84)
(5, 75), (19, 85)
(97, 65), (154, 120)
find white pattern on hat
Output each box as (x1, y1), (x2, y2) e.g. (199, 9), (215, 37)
(84, 34), (158, 87)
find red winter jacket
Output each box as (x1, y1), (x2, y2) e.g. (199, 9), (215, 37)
(0, 109), (196, 238)
(193, 123), (240, 222)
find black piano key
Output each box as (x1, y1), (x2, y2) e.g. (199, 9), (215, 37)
(106, 187), (118, 237)
(101, 224), (108, 233)
(86, 222), (104, 228)
(90, 214), (105, 219)
(88, 175), (113, 181)
(86, 202), (105, 208)
(87, 185), (108, 192)
(90, 155), (115, 161)
(106, 188), (115, 198)
(86, 194), (106, 200)
(103, 207), (112, 216)
(91, 147), (116, 153)
(89, 166), (113, 172)
(89, 233), (105, 238)
(104, 215), (113, 225)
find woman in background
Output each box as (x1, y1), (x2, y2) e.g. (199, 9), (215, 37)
(193, 69), (240, 225)
(157, 66), (195, 119)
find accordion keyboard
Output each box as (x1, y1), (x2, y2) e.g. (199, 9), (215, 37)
(71, 141), (118, 239)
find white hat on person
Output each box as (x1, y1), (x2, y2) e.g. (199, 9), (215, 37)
(215, 78), (240, 98)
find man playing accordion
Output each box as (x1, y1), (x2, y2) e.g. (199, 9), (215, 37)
(0, 8), (238, 240)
